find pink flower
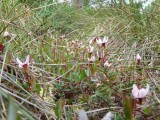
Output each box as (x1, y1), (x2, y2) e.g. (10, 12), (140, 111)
(104, 61), (112, 67)
(102, 36), (108, 44)
(97, 50), (104, 60)
(96, 38), (103, 45)
(88, 46), (94, 54)
(132, 84), (149, 98)
(96, 36), (108, 47)
(88, 56), (95, 62)
(136, 54), (141, 60)
(16, 55), (30, 68)
(89, 37), (97, 44)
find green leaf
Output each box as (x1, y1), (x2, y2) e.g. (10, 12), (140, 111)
(8, 97), (17, 120)
(19, 108), (35, 120)
(143, 106), (152, 115)
(124, 96), (133, 120)
(80, 69), (87, 80)
(54, 100), (62, 120)
(36, 83), (41, 94)
(73, 72), (80, 82)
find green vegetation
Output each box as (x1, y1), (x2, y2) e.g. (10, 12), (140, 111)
(0, 0), (159, 119)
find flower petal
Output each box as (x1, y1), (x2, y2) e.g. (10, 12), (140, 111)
(97, 38), (102, 45)
(16, 58), (23, 68)
(132, 90), (139, 98)
(132, 84), (139, 98)
(138, 88), (147, 98)
(25, 55), (30, 65)
(133, 84), (139, 91)
(136, 54), (141, 60)
(103, 36), (108, 43)
(104, 61), (112, 67)
(138, 84), (149, 98)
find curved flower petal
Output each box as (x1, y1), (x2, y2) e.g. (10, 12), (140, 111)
(103, 36), (108, 43)
(25, 55), (30, 65)
(132, 84), (149, 98)
(138, 88), (147, 98)
(132, 84), (139, 98)
(136, 54), (141, 60)
(138, 84), (149, 98)
(16, 58), (23, 68)
(97, 38), (102, 45)
(104, 61), (112, 67)
(88, 56), (95, 62)
(88, 46), (93, 53)
(132, 84), (139, 91)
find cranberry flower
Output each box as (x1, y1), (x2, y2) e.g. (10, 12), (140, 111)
(88, 46), (94, 54)
(136, 54), (141, 60)
(104, 60), (112, 67)
(97, 50), (104, 60)
(16, 55), (30, 68)
(97, 36), (108, 47)
(89, 36), (97, 44)
(88, 56), (95, 63)
(132, 84), (149, 98)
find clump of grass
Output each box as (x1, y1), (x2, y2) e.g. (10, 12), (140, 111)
(0, 0), (159, 120)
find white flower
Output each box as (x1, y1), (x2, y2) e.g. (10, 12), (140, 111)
(88, 46), (94, 53)
(102, 36), (108, 44)
(104, 61), (112, 67)
(89, 37), (97, 44)
(16, 55), (30, 68)
(96, 36), (108, 47)
(102, 112), (113, 120)
(97, 38), (103, 45)
(97, 50), (104, 59)
(88, 56), (95, 62)
(132, 84), (149, 98)
(3, 31), (10, 37)
(136, 54), (141, 60)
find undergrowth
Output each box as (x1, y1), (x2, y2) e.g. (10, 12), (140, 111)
(0, 0), (160, 120)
